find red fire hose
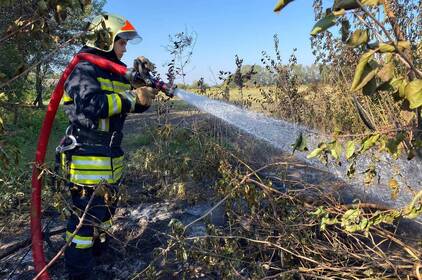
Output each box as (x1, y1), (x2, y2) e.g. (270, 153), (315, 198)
(31, 53), (127, 280)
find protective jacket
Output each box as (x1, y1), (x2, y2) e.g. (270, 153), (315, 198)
(61, 46), (148, 186)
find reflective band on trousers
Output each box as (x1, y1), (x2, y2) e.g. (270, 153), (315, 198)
(106, 93), (122, 116)
(71, 156), (111, 170)
(69, 170), (114, 185)
(66, 231), (93, 249)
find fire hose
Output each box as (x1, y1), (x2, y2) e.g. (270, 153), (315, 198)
(31, 53), (173, 280)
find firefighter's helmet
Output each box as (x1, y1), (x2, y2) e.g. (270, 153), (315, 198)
(85, 14), (141, 52)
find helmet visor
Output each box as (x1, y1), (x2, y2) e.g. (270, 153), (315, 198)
(118, 31), (142, 44)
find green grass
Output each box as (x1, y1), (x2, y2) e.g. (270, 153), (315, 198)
(123, 129), (154, 150)
(1, 106), (69, 169)
(169, 98), (195, 111)
(0, 105), (68, 214)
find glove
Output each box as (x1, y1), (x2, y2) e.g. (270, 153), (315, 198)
(134, 56), (156, 73)
(125, 56), (156, 89)
(133, 86), (158, 107)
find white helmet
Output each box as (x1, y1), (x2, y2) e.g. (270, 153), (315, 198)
(85, 13), (141, 52)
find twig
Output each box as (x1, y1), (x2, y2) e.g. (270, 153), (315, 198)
(0, 35), (80, 88)
(416, 262), (422, 280)
(0, 18), (41, 45)
(0, 102), (41, 109)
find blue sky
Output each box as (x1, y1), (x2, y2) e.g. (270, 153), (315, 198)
(104, 0), (317, 84)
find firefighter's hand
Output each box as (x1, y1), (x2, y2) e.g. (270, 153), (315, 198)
(134, 56), (156, 73)
(134, 86), (158, 107)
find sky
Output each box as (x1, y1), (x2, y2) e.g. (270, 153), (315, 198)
(103, 0), (318, 85)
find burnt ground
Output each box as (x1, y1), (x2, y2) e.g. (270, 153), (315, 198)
(1, 101), (420, 279)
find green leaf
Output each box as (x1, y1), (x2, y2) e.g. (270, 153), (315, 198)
(361, 0), (380, 6)
(330, 141), (342, 160)
(274, 0), (294, 12)
(291, 132), (308, 154)
(353, 62), (378, 92)
(379, 43), (394, 53)
(347, 29), (369, 47)
(384, 133), (405, 159)
(333, 9), (345, 16)
(333, 0), (379, 11)
(333, 0), (359, 11)
(351, 50), (376, 91)
(362, 75), (378, 96)
(307, 147), (324, 159)
(399, 79), (409, 98)
(307, 144), (328, 159)
(390, 77), (405, 92)
(404, 80), (422, 109)
(360, 133), (380, 153)
(346, 140), (356, 160)
(341, 208), (361, 230)
(310, 14), (337, 36)
(311, 206), (326, 217)
(320, 216), (338, 231)
(378, 41), (411, 53)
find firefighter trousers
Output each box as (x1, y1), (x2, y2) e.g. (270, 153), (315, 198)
(64, 184), (118, 278)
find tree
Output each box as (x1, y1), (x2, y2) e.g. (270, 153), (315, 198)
(0, 0), (105, 104)
(0, 0), (104, 166)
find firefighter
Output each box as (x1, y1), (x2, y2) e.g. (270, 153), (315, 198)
(59, 14), (156, 279)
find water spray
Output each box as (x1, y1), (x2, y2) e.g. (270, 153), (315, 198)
(174, 89), (422, 213)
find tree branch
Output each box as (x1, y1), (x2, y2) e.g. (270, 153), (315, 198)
(356, 0), (422, 79)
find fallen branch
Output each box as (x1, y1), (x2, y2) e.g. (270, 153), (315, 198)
(0, 227), (65, 260)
